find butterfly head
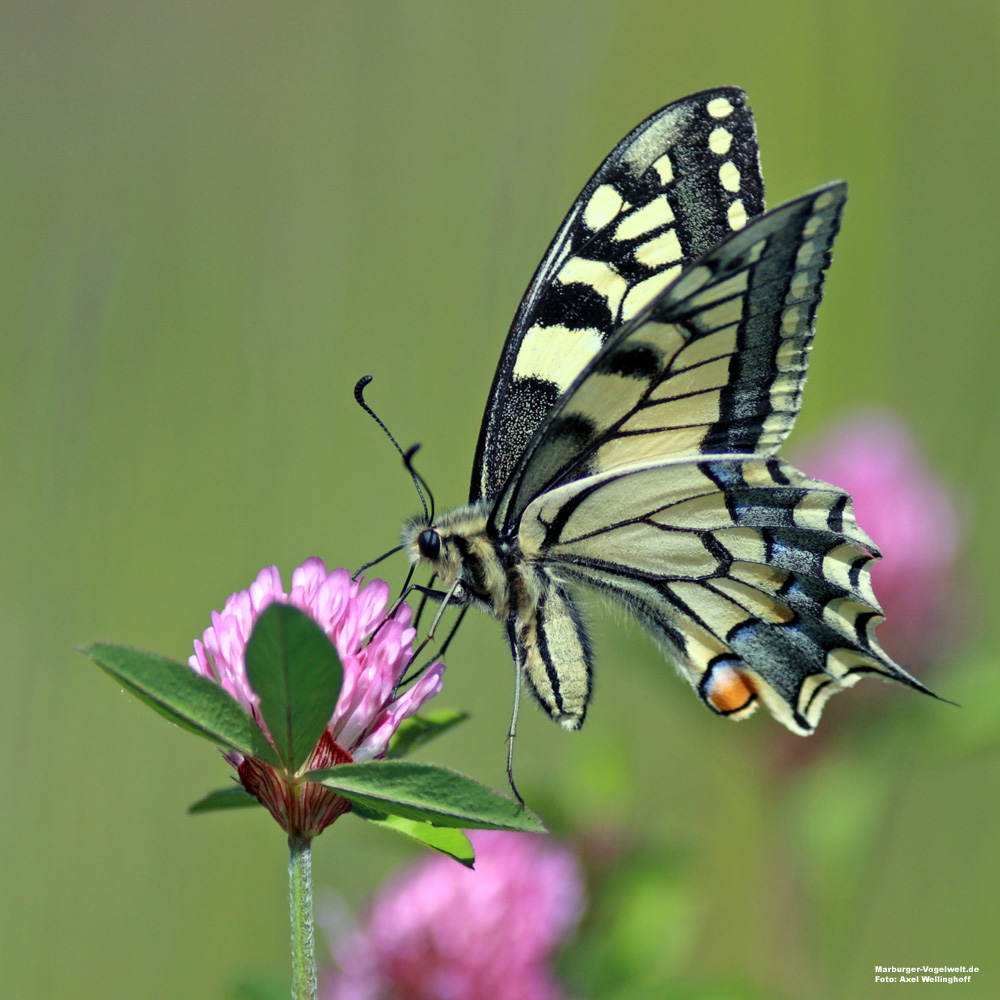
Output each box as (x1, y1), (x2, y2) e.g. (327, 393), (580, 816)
(403, 502), (488, 576)
(402, 500), (508, 615)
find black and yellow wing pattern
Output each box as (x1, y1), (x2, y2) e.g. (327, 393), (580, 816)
(405, 88), (933, 738)
(472, 87), (764, 504)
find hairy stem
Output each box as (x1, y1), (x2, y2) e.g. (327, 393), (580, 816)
(289, 835), (317, 1000)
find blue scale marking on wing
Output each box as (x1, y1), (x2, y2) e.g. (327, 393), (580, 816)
(723, 619), (824, 722)
(553, 555), (817, 730)
(558, 544), (875, 731)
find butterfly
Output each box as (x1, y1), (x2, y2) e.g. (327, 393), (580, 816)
(401, 87), (934, 749)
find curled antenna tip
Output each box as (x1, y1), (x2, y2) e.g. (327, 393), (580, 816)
(354, 375), (374, 403)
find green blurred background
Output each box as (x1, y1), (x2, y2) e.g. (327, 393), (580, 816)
(3, 3), (999, 998)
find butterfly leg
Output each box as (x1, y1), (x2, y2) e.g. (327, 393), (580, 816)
(410, 572), (438, 631)
(505, 618), (526, 807)
(396, 578), (464, 691)
(400, 605), (469, 689)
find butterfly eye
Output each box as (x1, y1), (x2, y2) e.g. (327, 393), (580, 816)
(417, 529), (441, 561)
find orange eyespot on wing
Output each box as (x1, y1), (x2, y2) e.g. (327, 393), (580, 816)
(703, 663), (758, 718)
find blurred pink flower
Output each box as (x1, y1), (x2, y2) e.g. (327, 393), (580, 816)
(189, 557), (445, 836)
(325, 831), (585, 1000)
(796, 412), (959, 666)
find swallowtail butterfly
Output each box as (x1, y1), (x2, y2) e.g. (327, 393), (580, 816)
(402, 88), (934, 743)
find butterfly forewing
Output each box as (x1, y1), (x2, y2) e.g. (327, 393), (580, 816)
(492, 184), (847, 533)
(471, 87), (765, 505)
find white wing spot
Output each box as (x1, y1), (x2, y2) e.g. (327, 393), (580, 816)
(707, 97), (735, 118)
(651, 154), (673, 184)
(708, 127), (733, 155)
(813, 191), (834, 211)
(719, 160), (741, 193)
(583, 183), (624, 232)
(770, 372), (800, 411)
(776, 338), (804, 367)
(796, 241), (815, 267)
(727, 199), (747, 230)
(621, 266), (682, 320)
(614, 195), (675, 241)
(634, 229), (683, 268)
(761, 412), (792, 443)
(513, 324), (605, 392)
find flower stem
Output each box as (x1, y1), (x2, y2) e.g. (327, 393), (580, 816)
(289, 835), (317, 1000)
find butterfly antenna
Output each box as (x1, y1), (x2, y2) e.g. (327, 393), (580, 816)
(403, 444), (436, 525)
(352, 543), (404, 581)
(354, 375), (429, 521)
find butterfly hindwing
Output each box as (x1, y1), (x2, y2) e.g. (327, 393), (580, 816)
(471, 87), (765, 504)
(520, 456), (928, 733)
(506, 181), (934, 732)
